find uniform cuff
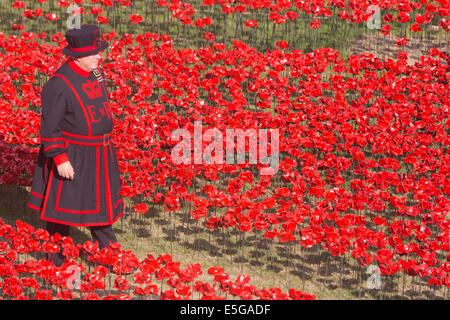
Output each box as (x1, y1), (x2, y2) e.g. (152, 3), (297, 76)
(54, 153), (69, 166)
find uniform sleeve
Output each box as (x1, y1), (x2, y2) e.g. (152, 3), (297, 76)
(39, 76), (69, 166)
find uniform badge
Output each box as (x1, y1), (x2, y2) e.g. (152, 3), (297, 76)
(93, 69), (103, 82)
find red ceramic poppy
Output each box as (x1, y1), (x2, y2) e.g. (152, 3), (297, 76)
(245, 19), (258, 27)
(130, 14), (143, 24)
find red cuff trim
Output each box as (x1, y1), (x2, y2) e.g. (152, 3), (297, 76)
(54, 153), (69, 166)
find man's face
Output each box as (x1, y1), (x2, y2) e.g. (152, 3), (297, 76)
(75, 52), (102, 71)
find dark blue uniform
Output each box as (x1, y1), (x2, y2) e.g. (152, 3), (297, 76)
(28, 59), (124, 228)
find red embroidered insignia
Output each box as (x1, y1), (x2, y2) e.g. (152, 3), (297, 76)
(93, 29), (100, 49)
(82, 79), (102, 99)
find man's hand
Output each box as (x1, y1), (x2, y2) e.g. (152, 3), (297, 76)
(57, 161), (74, 180)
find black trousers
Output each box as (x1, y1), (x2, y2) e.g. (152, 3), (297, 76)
(46, 221), (117, 266)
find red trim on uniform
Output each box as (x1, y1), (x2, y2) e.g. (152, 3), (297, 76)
(55, 145), (100, 214)
(104, 145), (113, 224)
(55, 182), (98, 214)
(68, 45), (97, 53)
(96, 146), (100, 213)
(40, 137), (63, 142)
(51, 74), (92, 136)
(62, 139), (109, 146)
(53, 153), (69, 166)
(40, 211), (123, 227)
(114, 198), (124, 209)
(61, 130), (112, 146)
(40, 161), (55, 220)
(68, 59), (91, 77)
(30, 190), (44, 199)
(42, 190), (124, 227)
(62, 131), (112, 139)
(28, 203), (41, 211)
(44, 144), (65, 153)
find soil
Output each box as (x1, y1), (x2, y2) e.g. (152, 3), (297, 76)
(348, 27), (449, 65)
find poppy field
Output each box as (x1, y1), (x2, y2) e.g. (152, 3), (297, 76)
(0, 0), (449, 300)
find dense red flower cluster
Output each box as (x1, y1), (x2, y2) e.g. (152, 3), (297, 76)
(0, 219), (315, 300)
(0, 134), (36, 186)
(150, 0), (450, 31)
(1, 0), (449, 298)
(1, 26), (450, 288)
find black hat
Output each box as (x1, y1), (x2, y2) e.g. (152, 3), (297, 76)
(62, 25), (109, 57)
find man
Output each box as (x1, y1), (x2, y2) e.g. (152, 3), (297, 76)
(28, 25), (124, 266)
